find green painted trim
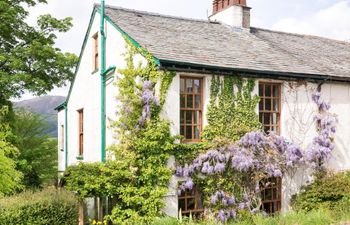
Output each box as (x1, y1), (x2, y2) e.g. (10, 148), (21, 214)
(76, 155), (84, 161)
(55, 101), (66, 111)
(64, 105), (68, 169)
(103, 66), (116, 76)
(100, 0), (106, 163)
(66, 8), (98, 103)
(103, 14), (161, 66)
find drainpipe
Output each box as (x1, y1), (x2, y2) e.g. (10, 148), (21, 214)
(64, 104), (68, 169)
(100, 0), (106, 162)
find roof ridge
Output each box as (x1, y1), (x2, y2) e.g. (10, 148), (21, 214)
(94, 3), (211, 24)
(251, 27), (350, 46)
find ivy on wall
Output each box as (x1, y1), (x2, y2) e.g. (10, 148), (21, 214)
(202, 76), (261, 142)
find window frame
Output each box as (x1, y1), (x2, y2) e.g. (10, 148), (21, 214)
(260, 177), (282, 215)
(77, 109), (84, 156)
(178, 186), (204, 217)
(180, 76), (203, 142)
(92, 33), (99, 72)
(258, 82), (282, 134)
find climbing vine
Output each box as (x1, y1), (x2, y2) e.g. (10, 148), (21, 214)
(64, 38), (177, 224)
(202, 76), (261, 141)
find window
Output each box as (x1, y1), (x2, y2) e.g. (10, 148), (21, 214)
(260, 177), (282, 215)
(92, 33), (99, 71)
(78, 109), (84, 156)
(178, 186), (203, 217)
(180, 77), (203, 142)
(259, 82), (281, 134)
(60, 125), (64, 151)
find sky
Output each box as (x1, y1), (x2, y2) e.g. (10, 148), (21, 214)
(21, 0), (350, 100)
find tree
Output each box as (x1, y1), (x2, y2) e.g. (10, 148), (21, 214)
(11, 108), (57, 188)
(0, 0), (78, 105)
(0, 107), (23, 196)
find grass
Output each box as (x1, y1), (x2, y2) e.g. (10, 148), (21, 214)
(150, 208), (350, 225)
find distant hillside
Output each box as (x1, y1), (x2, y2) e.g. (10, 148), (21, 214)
(14, 96), (66, 137)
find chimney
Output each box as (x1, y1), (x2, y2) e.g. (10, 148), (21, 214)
(209, 0), (251, 29)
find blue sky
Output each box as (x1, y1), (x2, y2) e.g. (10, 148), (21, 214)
(23, 0), (350, 98)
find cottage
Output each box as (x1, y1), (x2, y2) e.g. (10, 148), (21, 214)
(56, 0), (350, 218)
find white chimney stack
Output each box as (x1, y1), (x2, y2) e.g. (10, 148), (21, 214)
(209, 0), (251, 29)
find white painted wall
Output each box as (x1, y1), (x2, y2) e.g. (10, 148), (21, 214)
(60, 10), (148, 167)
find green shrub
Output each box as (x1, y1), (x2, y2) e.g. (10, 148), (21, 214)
(150, 208), (350, 225)
(0, 187), (78, 225)
(291, 171), (350, 212)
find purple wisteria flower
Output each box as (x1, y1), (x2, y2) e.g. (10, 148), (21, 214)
(306, 91), (337, 170)
(137, 80), (159, 128)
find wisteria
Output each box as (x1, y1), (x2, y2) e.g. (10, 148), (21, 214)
(176, 131), (305, 221)
(306, 91), (337, 170)
(176, 90), (337, 222)
(137, 80), (159, 128)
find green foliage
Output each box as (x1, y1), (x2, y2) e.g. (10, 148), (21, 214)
(11, 108), (58, 188)
(0, 187), (78, 225)
(202, 76), (261, 141)
(149, 208), (350, 225)
(0, 107), (23, 196)
(0, 0), (78, 103)
(292, 171), (350, 212)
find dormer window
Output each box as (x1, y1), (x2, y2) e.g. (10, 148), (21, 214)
(92, 33), (99, 71)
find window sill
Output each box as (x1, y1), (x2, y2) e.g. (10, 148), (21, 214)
(76, 155), (84, 161)
(91, 69), (99, 75)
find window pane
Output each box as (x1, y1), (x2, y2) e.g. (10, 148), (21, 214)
(259, 99), (264, 111)
(186, 79), (193, 93)
(186, 126), (192, 139)
(186, 111), (192, 124)
(273, 85), (280, 98)
(180, 95), (185, 108)
(265, 84), (271, 97)
(259, 113), (263, 124)
(180, 79), (185, 93)
(194, 79), (201, 94)
(178, 199), (186, 211)
(187, 95), (193, 108)
(188, 198), (195, 210)
(180, 110), (184, 124)
(195, 95), (201, 108)
(273, 99), (279, 111)
(194, 111), (200, 124)
(264, 114), (270, 126)
(272, 113), (278, 126)
(194, 126), (200, 139)
(180, 126), (185, 136)
(264, 126), (270, 133)
(265, 98), (272, 111)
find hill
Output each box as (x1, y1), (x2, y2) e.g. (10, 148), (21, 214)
(14, 96), (65, 137)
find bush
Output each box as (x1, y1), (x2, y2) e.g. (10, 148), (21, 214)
(0, 187), (78, 225)
(150, 208), (350, 225)
(292, 171), (350, 212)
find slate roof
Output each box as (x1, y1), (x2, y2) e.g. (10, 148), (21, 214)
(103, 5), (350, 80)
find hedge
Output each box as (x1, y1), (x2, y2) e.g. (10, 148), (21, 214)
(0, 187), (78, 225)
(292, 171), (350, 212)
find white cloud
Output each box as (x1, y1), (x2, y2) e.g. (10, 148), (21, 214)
(272, 1), (350, 41)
